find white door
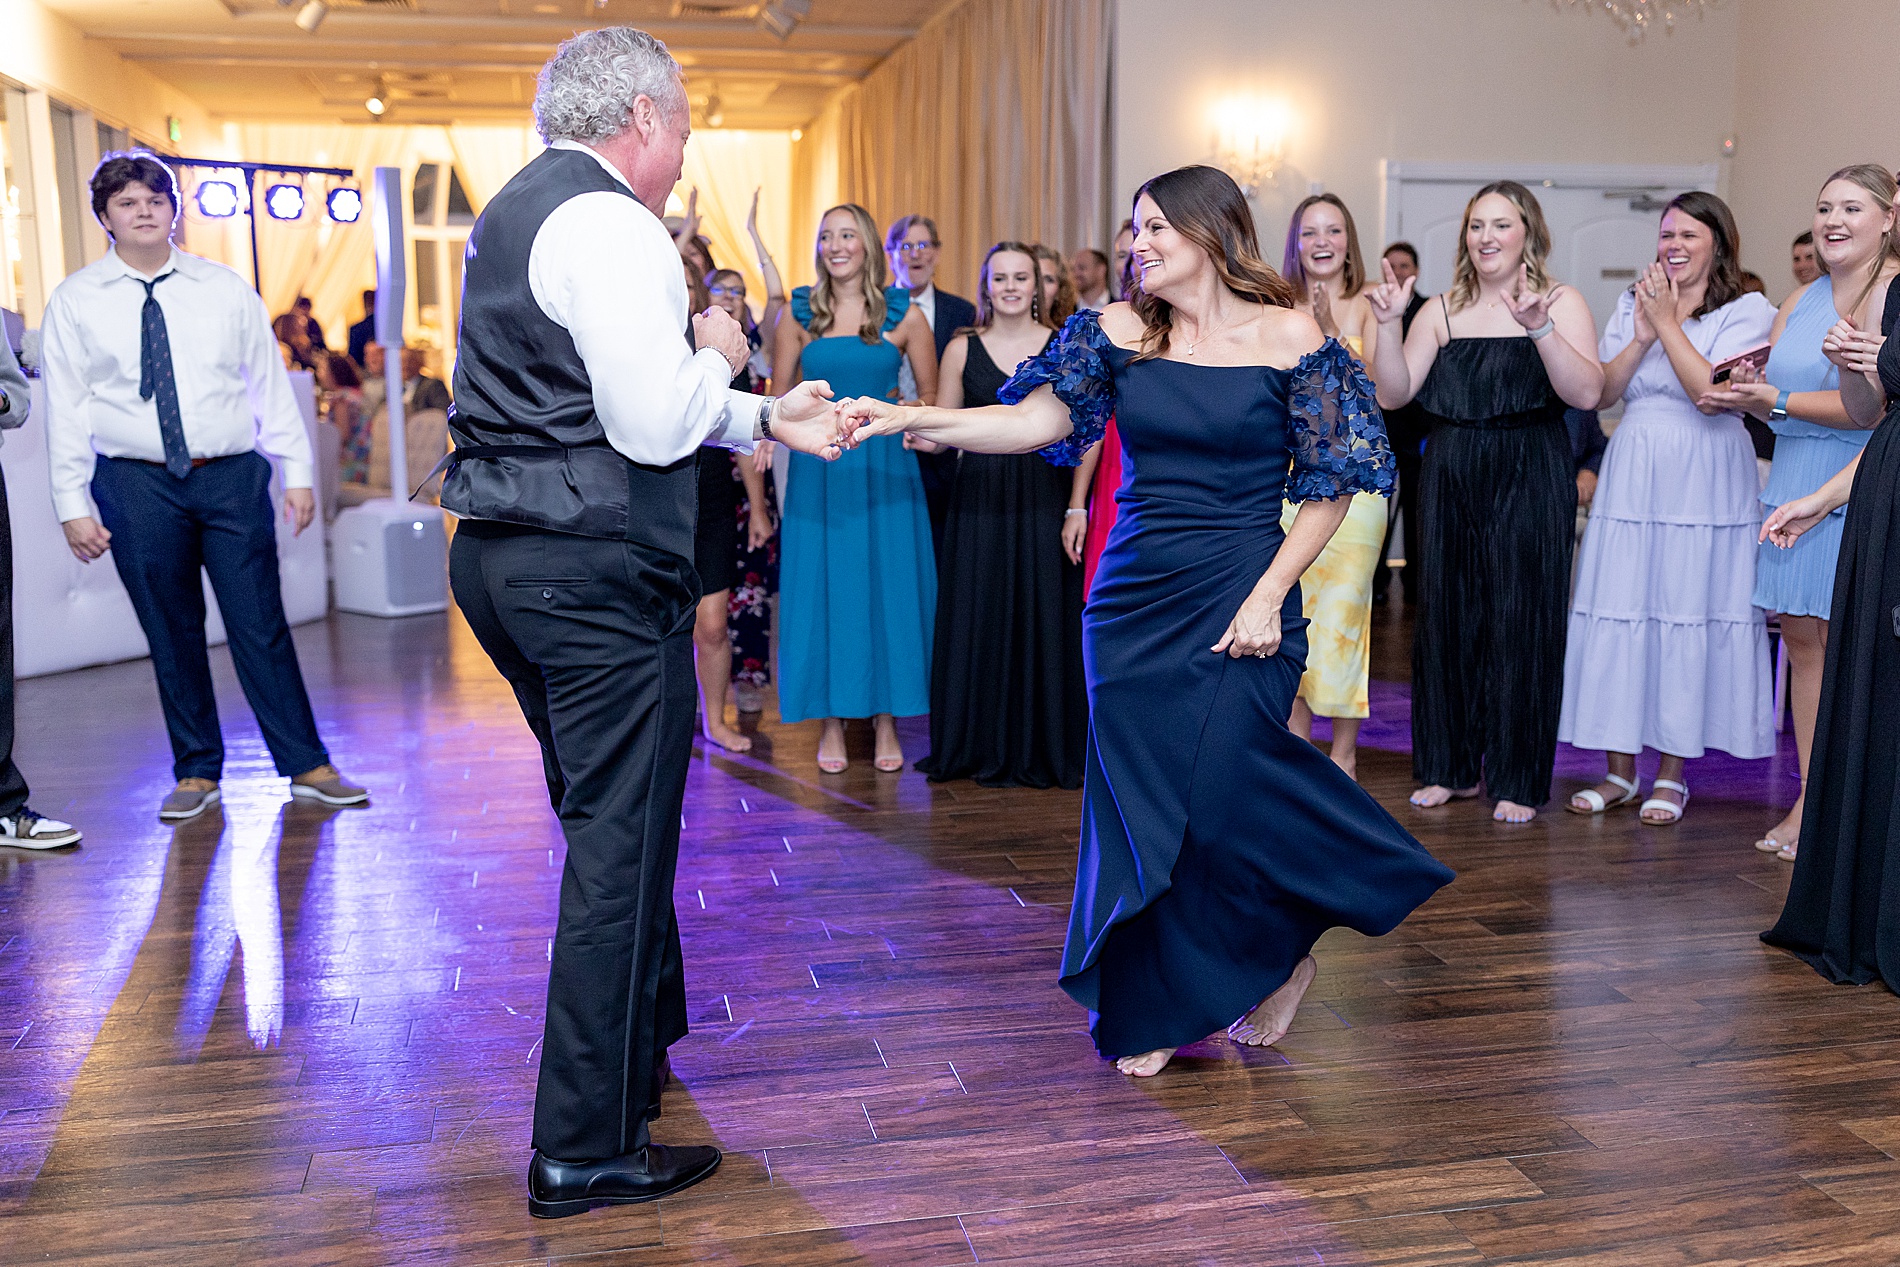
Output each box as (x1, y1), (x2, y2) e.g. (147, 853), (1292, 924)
(1380, 162), (1721, 336)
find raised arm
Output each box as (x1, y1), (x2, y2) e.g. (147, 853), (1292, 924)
(1501, 266), (1602, 410)
(747, 189), (787, 334)
(846, 384), (1072, 455)
(1367, 258), (1438, 408)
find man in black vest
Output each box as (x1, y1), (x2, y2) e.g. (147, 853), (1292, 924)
(444, 26), (846, 1217)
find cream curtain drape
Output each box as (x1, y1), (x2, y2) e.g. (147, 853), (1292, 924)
(791, 0), (1112, 298)
(675, 129), (794, 313)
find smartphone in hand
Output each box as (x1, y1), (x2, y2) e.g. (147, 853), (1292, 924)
(1709, 344), (1771, 384)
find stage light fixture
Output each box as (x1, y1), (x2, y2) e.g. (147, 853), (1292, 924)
(264, 183), (306, 221)
(195, 180), (242, 218)
(326, 187), (363, 223)
(365, 95), (387, 117)
(758, 0), (810, 40)
(295, 0), (328, 32)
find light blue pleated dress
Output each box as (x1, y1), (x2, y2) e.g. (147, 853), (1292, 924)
(1754, 275), (1868, 618)
(776, 286), (936, 723)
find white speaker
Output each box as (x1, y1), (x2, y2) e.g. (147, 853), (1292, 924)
(332, 499), (449, 617)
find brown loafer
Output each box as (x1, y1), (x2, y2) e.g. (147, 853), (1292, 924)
(289, 764), (369, 806)
(160, 779), (222, 821)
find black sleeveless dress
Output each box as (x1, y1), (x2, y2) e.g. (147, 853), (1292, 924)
(916, 332), (1087, 788)
(1763, 283), (1900, 987)
(1411, 336), (1576, 807)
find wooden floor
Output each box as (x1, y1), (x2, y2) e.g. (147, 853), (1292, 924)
(3, 595), (1898, 1265)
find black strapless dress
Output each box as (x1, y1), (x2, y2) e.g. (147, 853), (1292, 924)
(917, 333), (1087, 788)
(1763, 283), (1900, 987)
(1411, 337), (1576, 807)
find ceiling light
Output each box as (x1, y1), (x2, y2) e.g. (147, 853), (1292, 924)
(264, 183), (305, 221)
(295, 0), (328, 32)
(195, 180), (241, 218)
(326, 187), (363, 223)
(758, 0), (810, 41)
(365, 95), (386, 117)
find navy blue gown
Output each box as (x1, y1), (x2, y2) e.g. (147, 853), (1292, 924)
(1002, 312), (1455, 1057)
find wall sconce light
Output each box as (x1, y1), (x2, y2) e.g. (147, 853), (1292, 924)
(1214, 96), (1291, 200)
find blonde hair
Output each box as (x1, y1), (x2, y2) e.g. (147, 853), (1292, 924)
(1814, 163), (1900, 318)
(807, 203), (888, 344)
(1447, 180), (1554, 315)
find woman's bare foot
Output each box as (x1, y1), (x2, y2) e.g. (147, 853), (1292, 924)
(1114, 1048), (1176, 1077)
(1410, 784), (1479, 808)
(1493, 799), (1537, 824)
(702, 718), (753, 753)
(873, 714), (904, 772)
(817, 719), (847, 774)
(1229, 955), (1317, 1047)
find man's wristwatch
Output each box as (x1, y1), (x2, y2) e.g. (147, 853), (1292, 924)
(1769, 389), (1790, 422)
(756, 395), (777, 441)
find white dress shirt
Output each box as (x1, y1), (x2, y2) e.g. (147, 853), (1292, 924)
(897, 283), (937, 402)
(530, 139), (761, 466)
(43, 247), (314, 523)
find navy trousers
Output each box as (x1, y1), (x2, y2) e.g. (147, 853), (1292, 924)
(0, 467), (31, 818)
(91, 452), (328, 782)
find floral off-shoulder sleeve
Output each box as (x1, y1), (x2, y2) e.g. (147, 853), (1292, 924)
(1286, 338), (1396, 502)
(998, 311), (1118, 467)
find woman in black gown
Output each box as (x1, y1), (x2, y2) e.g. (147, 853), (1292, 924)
(1761, 276), (1900, 986)
(840, 166), (1452, 1076)
(916, 243), (1086, 788)
(1367, 181), (1605, 823)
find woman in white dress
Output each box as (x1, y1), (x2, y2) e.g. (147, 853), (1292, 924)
(1560, 192), (1777, 823)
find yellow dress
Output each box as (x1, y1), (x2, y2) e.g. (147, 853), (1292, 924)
(1279, 332), (1387, 719)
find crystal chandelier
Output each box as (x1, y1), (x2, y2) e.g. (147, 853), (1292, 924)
(1562, 0), (1717, 42)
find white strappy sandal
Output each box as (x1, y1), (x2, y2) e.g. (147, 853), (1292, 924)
(1639, 779), (1690, 825)
(1566, 772), (1639, 815)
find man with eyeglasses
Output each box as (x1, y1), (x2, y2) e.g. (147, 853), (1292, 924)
(885, 214), (975, 550)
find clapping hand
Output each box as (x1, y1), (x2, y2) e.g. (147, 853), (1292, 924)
(746, 187), (763, 243)
(1632, 262), (1677, 342)
(1822, 316), (1884, 375)
(1501, 263), (1564, 332)
(771, 381), (846, 461)
(1310, 283), (1339, 339)
(1366, 256), (1415, 328)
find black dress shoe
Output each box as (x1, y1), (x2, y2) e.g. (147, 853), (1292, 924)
(527, 1143), (721, 1219)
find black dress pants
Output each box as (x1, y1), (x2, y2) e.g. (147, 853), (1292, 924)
(90, 453), (328, 782)
(0, 467), (31, 818)
(449, 524), (695, 1161)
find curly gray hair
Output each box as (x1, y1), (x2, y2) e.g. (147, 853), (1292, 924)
(533, 27), (687, 145)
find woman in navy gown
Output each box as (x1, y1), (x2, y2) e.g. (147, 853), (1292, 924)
(841, 166), (1453, 1075)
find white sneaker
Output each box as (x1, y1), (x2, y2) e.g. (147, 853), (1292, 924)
(0, 810), (82, 849)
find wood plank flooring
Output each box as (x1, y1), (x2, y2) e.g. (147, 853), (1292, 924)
(1, 595), (1893, 1264)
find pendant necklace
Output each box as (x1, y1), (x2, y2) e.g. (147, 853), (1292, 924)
(1181, 306), (1233, 357)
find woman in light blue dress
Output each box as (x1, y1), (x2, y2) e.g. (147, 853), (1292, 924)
(771, 203), (940, 773)
(1701, 164), (1900, 856)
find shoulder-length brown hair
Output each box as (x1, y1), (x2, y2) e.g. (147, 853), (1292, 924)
(807, 203), (888, 344)
(972, 241), (1049, 331)
(1281, 192), (1368, 299)
(1031, 244), (1078, 327)
(1447, 180), (1554, 315)
(1128, 165), (1298, 360)
(1814, 163), (1900, 317)
(1660, 191), (1744, 321)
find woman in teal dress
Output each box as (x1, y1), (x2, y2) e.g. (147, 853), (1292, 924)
(771, 203), (940, 773)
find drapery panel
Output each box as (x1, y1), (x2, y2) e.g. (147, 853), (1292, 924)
(677, 129), (795, 315)
(791, 0), (1112, 298)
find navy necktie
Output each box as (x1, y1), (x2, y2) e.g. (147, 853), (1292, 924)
(137, 273), (193, 480)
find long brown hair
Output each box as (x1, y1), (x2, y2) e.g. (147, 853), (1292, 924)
(1447, 180), (1554, 315)
(1659, 191), (1744, 321)
(1031, 244), (1078, 327)
(1813, 163), (1900, 318)
(807, 203), (888, 344)
(1281, 192), (1368, 299)
(972, 241), (1048, 331)
(1127, 165), (1298, 360)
